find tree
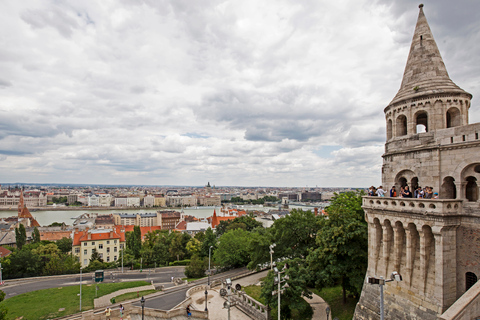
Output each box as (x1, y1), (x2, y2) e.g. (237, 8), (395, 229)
(90, 248), (103, 263)
(214, 228), (251, 269)
(215, 215), (263, 237)
(200, 228), (216, 258)
(307, 190), (368, 303)
(32, 227), (41, 243)
(247, 227), (272, 270)
(260, 259), (313, 320)
(184, 254), (208, 278)
(270, 209), (319, 260)
(57, 237), (73, 254)
(126, 226), (142, 258)
(15, 224), (27, 249)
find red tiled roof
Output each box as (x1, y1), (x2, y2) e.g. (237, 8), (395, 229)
(0, 246), (12, 258)
(40, 231), (72, 242)
(73, 228), (125, 246)
(115, 225), (162, 241)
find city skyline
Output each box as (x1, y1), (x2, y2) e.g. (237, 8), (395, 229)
(1, 1), (480, 187)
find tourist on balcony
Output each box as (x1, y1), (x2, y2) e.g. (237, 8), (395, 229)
(402, 186), (413, 198)
(390, 186), (397, 197)
(377, 186), (386, 197)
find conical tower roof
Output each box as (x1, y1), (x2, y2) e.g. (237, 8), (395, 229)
(389, 4), (471, 106)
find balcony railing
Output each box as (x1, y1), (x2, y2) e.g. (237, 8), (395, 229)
(363, 196), (464, 216)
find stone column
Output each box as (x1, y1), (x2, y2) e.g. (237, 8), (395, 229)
(455, 182), (467, 200)
(394, 223), (404, 273)
(419, 229), (427, 294)
(382, 223), (393, 276)
(370, 219), (382, 275)
(405, 225), (418, 287)
(433, 227), (458, 312)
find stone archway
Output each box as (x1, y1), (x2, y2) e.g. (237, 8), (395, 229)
(446, 107), (461, 128)
(466, 176), (478, 202)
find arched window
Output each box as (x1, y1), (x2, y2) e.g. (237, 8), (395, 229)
(466, 272), (478, 291)
(416, 112), (428, 133)
(411, 177), (419, 191)
(399, 177), (408, 188)
(466, 176), (478, 202)
(441, 176), (456, 199)
(447, 107), (461, 128)
(387, 119), (393, 140)
(396, 115), (407, 136)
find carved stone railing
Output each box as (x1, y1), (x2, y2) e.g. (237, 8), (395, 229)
(363, 197), (464, 216)
(229, 288), (269, 320)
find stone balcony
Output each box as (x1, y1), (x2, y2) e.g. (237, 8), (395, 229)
(363, 196), (464, 217)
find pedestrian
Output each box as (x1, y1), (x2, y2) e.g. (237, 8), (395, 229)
(390, 186), (397, 197)
(119, 304), (124, 319)
(105, 307), (111, 320)
(402, 186), (413, 198)
(376, 186), (386, 197)
(186, 305), (192, 318)
(433, 192), (439, 199)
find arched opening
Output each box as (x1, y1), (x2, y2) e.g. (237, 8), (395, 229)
(387, 119), (393, 140)
(396, 115), (407, 136)
(466, 272), (478, 291)
(411, 177), (419, 191)
(466, 176), (478, 202)
(441, 176), (456, 199)
(415, 112), (428, 133)
(446, 107), (461, 128)
(399, 177), (408, 188)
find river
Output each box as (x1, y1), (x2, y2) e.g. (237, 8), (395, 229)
(0, 205), (317, 227)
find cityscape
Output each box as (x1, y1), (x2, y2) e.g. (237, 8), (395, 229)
(1, 1), (480, 320)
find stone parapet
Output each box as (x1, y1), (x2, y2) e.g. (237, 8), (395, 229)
(363, 197), (464, 217)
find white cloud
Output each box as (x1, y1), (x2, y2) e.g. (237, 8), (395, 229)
(0, 0), (478, 187)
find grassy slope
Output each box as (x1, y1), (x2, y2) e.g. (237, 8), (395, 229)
(311, 287), (358, 320)
(0, 281), (150, 320)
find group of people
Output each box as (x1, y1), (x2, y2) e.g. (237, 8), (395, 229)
(104, 304), (124, 320)
(369, 185), (438, 199)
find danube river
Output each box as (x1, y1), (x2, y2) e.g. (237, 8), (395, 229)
(0, 205), (318, 227)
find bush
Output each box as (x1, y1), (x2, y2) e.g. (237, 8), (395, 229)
(169, 259), (190, 266)
(184, 255), (207, 278)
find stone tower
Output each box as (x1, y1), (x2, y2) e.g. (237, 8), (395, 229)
(354, 4), (480, 319)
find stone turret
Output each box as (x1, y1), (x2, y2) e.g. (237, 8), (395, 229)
(354, 5), (480, 320)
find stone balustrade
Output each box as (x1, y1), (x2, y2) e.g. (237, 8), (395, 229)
(230, 288), (269, 320)
(363, 196), (463, 216)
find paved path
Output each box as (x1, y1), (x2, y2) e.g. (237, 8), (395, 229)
(95, 285), (156, 308)
(304, 293), (330, 320)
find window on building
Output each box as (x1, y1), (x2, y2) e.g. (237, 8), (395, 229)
(83, 242), (87, 246)
(107, 256), (110, 262)
(107, 247), (110, 253)
(120, 244), (124, 249)
(99, 244), (103, 249)
(75, 248), (80, 254)
(114, 247), (117, 252)
(92, 242), (95, 245)
(99, 253), (103, 259)
(107, 241), (110, 244)
(84, 259), (88, 266)
(114, 256), (117, 261)
(114, 240), (117, 244)
(84, 249), (87, 255)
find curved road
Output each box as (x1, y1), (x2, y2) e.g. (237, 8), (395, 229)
(1, 266), (185, 299)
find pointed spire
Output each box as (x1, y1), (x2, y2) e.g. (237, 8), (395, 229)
(389, 4), (471, 106)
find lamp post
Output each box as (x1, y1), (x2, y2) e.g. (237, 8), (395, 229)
(140, 296), (145, 320)
(121, 248), (124, 273)
(269, 243), (276, 270)
(272, 265), (289, 320)
(367, 271), (402, 320)
(79, 267), (82, 311)
(205, 245), (213, 312)
(326, 306), (330, 320)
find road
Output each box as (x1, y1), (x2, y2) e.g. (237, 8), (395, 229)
(1, 266), (185, 299)
(133, 267), (251, 311)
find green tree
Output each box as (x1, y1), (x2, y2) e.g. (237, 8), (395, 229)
(260, 259), (313, 320)
(184, 254), (208, 278)
(186, 238), (201, 257)
(270, 209), (319, 260)
(307, 190), (368, 303)
(247, 227), (273, 270)
(214, 228), (251, 269)
(15, 224), (27, 250)
(90, 248), (103, 263)
(32, 227), (41, 243)
(57, 237), (73, 254)
(2, 249), (42, 279)
(126, 226), (142, 258)
(200, 228), (216, 258)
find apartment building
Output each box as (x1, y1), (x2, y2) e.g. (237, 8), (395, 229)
(72, 228), (126, 267)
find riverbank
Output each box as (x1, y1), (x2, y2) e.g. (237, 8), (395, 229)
(0, 206), (171, 212)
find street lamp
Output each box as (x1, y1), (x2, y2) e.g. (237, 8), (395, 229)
(272, 265), (289, 320)
(269, 243), (276, 270)
(367, 271), (403, 320)
(140, 296), (145, 320)
(206, 245), (213, 312)
(79, 267), (83, 311)
(326, 306), (330, 320)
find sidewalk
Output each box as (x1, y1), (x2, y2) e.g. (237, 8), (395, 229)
(94, 284), (156, 308)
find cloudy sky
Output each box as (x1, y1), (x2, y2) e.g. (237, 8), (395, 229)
(1, 0), (479, 187)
